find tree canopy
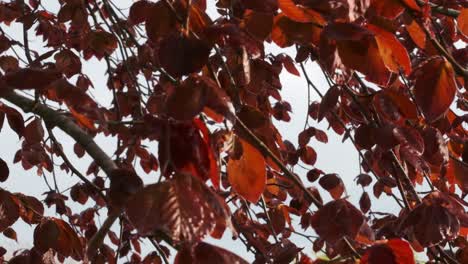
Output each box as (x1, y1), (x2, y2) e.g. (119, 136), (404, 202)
(0, 0), (467, 263)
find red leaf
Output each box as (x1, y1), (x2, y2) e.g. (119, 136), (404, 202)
(318, 85), (340, 122)
(0, 189), (19, 232)
(34, 217), (83, 260)
(83, 30), (118, 60)
(271, 14), (322, 48)
(145, 1), (178, 42)
(2, 68), (62, 90)
(15, 193), (44, 224)
(1, 105), (24, 138)
(299, 146), (317, 166)
(367, 24), (412, 75)
(175, 242), (248, 264)
(356, 173), (373, 187)
(278, 0), (325, 25)
(446, 157), (468, 192)
(401, 191), (466, 247)
(277, 54), (300, 76)
(125, 173), (230, 241)
(323, 22), (390, 85)
(362, 239), (415, 264)
(227, 138), (266, 203)
(414, 57), (457, 122)
(24, 118), (44, 144)
(318, 173), (345, 200)
(54, 49), (82, 78)
(310, 199), (364, 245)
(369, 0), (419, 19)
(241, 10), (273, 41)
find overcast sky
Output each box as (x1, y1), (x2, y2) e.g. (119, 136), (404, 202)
(0, 1), (403, 262)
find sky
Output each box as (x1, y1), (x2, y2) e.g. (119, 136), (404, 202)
(0, 0), (403, 262)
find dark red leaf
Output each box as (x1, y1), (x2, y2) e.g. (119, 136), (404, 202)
(310, 199), (364, 244)
(0, 158), (9, 182)
(359, 192), (371, 213)
(318, 85), (340, 122)
(2, 68), (62, 90)
(175, 242), (248, 264)
(158, 35), (211, 78)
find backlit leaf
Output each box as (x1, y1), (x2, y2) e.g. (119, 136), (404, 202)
(414, 57), (456, 122)
(278, 0), (325, 25)
(227, 138), (266, 203)
(125, 173), (230, 242)
(310, 199), (364, 244)
(362, 239), (415, 264)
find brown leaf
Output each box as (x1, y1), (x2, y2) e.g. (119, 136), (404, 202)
(227, 138), (266, 203)
(414, 57), (457, 122)
(125, 173), (230, 242)
(3, 227), (17, 241)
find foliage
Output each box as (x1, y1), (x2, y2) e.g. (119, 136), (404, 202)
(0, 0), (467, 263)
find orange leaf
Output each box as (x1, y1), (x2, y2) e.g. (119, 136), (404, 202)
(227, 138), (266, 203)
(406, 20), (426, 49)
(69, 107), (96, 131)
(414, 57), (456, 122)
(367, 24), (412, 75)
(458, 8), (468, 37)
(278, 0), (325, 25)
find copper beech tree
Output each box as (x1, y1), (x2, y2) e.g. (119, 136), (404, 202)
(0, 0), (467, 263)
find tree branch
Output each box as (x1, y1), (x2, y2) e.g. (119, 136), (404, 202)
(0, 90), (119, 258)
